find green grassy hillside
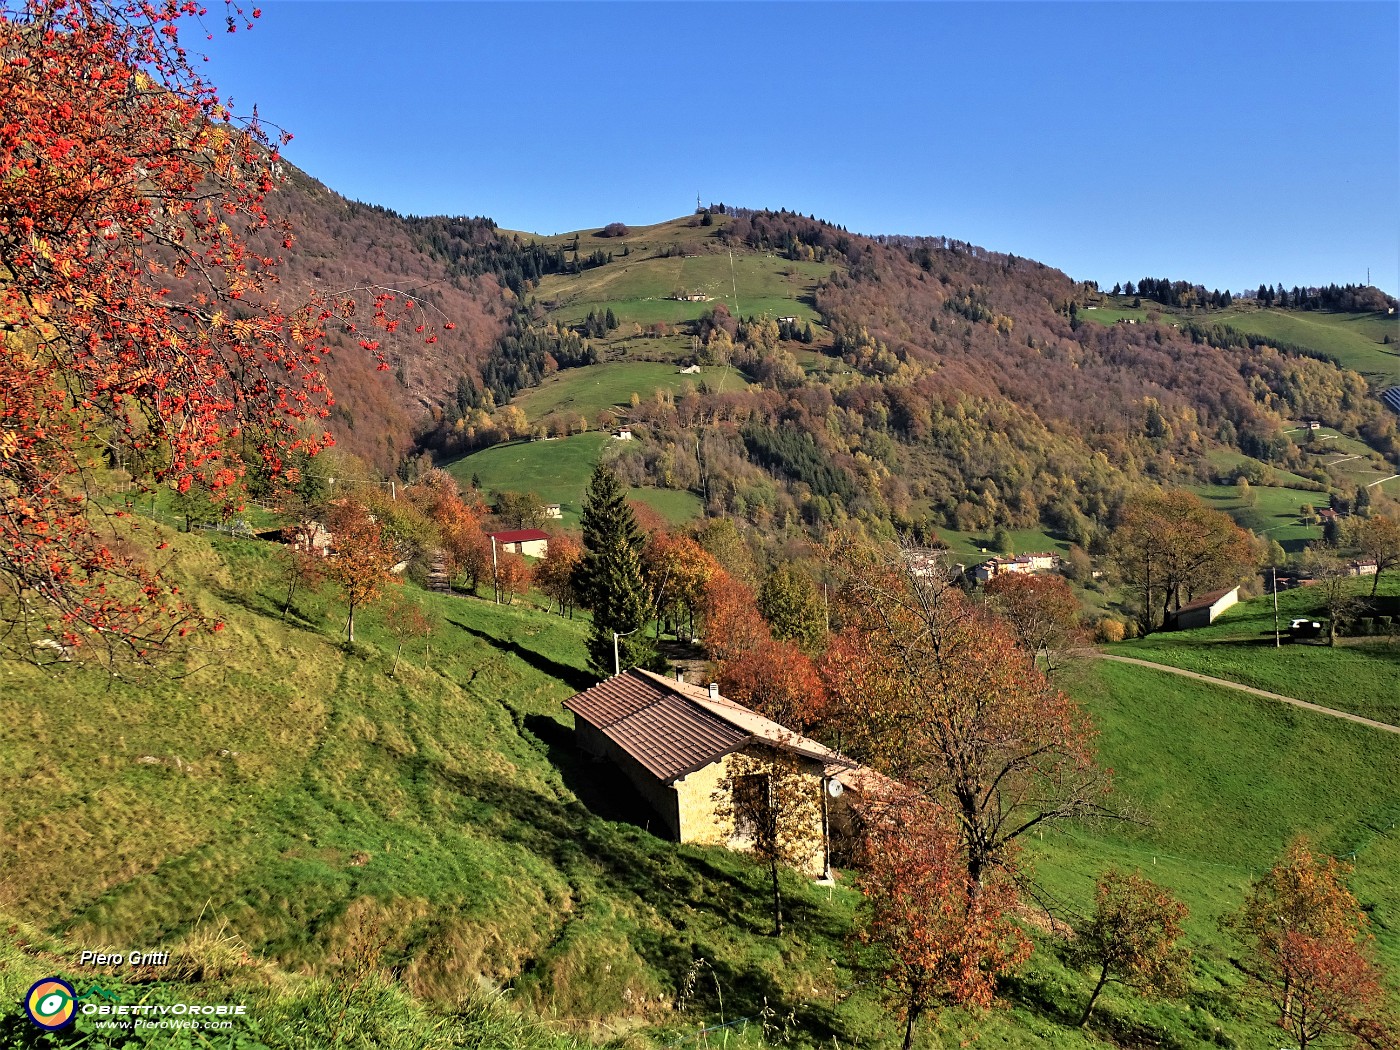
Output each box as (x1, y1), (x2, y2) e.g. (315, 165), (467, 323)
(3, 525), (1398, 1048)
(1113, 577), (1400, 725)
(445, 434), (608, 523)
(522, 217), (836, 333)
(512, 362), (694, 422)
(1215, 307), (1400, 387)
(1089, 298), (1400, 387)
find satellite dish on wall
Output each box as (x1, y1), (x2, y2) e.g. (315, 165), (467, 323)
(826, 778), (844, 798)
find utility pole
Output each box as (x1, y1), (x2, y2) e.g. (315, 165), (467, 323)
(491, 535), (499, 605)
(612, 626), (640, 676)
(1273, 565), (1281, 648)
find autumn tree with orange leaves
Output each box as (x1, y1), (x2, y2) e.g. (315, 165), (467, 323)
(823, 540), (1112, 887)
(858, 795), (1030, 1050)
(701, 572), (769, 664)
(324, 500), (401, 643)
(983, 572), (1084, 672)
(718, 637), (827, 733)
(0, 0), (438, 665)
(1230, 839), (1395, 1050)
(406, 470), (489, 593)
(643, 531), (719, 641)
(1071, 869), (1190, 1027)
(535, 532), (582, 616)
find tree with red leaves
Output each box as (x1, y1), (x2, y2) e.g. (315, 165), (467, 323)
(643, 531), (719, 640)
(824, 540), (1112, 887)
(858, 796), (1030, 1050)
(494, 550), (531, 606)
(1232, 839), (1395, 1049)
(0, 0), (431, 666)
(701, 571), (768, 663)
(718, 637), (827, 733)
(535, 532), (582, 616)
(983, 572), (1084, 672)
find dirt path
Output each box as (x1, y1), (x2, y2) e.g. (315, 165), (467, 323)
(1093, 653), (1400, 737)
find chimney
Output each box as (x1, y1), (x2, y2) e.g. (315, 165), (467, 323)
(675, 668), (685, 684)
(708, 682), (720, 700)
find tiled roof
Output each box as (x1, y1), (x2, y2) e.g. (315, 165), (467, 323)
(564, 672), (749, 782)
(487, 529), (549, 544)
(644, 671), (855, 773)
(564, 669), (864, 785)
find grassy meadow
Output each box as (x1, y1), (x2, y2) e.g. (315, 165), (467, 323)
(1086, 297), (1400, 387)
(443, 434), (702, 529)
(4, 521), (1399, 1048)
(1215, 307), (1400, 387)
(513, 362), (699, 424)
(1189, 481), (1324, 552)
(445, 434), (608, 522)
(1115, 576), (1400, 725)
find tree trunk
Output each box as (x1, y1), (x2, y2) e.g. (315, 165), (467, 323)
(283, 576), (298, 620)
(902, 1001), (921, 1050)
(1079, 965), (1110, 1026)
(391, 639), (403, 677)
(346, 604), (356, 644)
(770, 859), (783, 936)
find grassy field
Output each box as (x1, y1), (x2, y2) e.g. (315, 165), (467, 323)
(443, 434), (701, 529)
(513, 362), (699, 424)
(1115, 576), (1400, 725)
(1190, 481), (1324, 551)
(2, 524), (1399, 1047)
(1041, 659), (1400, 970)
(534, 236), (834, 330)
(934, 525), (1072, 563)
(1288, 424), (1400, 493)
(1216, 307), (1400, 387)
(1085, 298), (1400, 387)
(1203, 447), (1319, 490)
(445, 434), (608, 522)
(1078, 304), (1151, 326)
(628, 486), (704, 525)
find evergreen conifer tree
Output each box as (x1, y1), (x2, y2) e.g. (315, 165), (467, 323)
(576, 463), (655, 676)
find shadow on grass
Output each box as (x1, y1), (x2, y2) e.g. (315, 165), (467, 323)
(448, 620), (594, 692)
(427, 753), (861, 1040)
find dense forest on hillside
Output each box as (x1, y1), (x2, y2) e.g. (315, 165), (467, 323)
(258, 175), (1399, 542)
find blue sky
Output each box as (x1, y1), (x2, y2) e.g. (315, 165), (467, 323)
(200, 3), (1399, 294)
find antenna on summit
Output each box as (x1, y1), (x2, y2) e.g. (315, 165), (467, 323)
(697, 192), (702, 212)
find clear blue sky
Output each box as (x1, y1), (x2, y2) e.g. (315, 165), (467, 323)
(199, 2), (1400, 294)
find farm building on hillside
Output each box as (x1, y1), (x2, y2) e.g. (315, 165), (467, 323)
(1347, 559), (1378, 577)
(487, 529), (549, 558)
(543, 503), (563, 520)
(972, 552), (1059, 583)
(563, 669), (892, 876)
(1170, 585), (1240, 630)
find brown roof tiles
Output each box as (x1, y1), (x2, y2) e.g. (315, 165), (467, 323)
(564, 671), (749, 782)
(564, 669), (861, 785)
